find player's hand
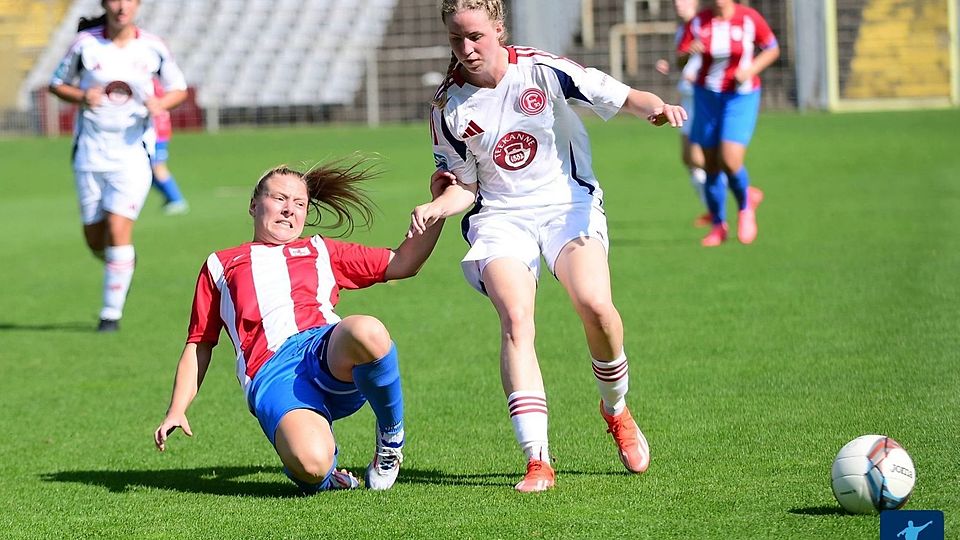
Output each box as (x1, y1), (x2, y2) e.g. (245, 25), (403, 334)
(83, 87), (103, 108)
(145, 97), (166, 117)
(734, 68), (751, 84)
(430, 169), (458, 200)
(154, 413), (193, 451)
(408, 202), (446, 238)
(647, 104), (687, 127)
(655, 58), (670, 76)
(687, 40), (706, 54)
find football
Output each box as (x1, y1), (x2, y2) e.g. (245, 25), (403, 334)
(831, 434), (916, 513)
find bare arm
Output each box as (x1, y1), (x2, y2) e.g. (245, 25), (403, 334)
(384, 169), (467, 280)
(49, 83), (102, 107)
(153, 341), (214, 451)
(620, 89), (688, 128)
(146, 88), (188, 117)
(735, 46), (780, 83)
(407, 170), (478, 238)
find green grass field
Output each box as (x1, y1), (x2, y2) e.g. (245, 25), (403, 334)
(0, 109), (958, 539)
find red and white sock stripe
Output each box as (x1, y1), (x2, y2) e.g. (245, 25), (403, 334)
(508, 392), (548, 417)
(592, 355), (628, 382)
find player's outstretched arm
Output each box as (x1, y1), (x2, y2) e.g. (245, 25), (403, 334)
(386, 170), (466, 280)
(621, 89), (687, 128)
(408, 170), (477, 238)
(154, 342), (214, 451)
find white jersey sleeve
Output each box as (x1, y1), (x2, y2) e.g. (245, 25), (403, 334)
(50, 33), (88, 87)
(531, 55), (630, 121)
(430, 104), (479, 185)
(154, 37), (187, 92)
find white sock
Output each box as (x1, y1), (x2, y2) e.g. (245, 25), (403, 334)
(100, 245), (135, 321)
(593, 352), (629, 416)
(691, 167), (708, 207)
(507, 391), (549, 462)
(379, 427), (404, 447)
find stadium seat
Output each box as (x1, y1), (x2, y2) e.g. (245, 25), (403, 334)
(17, 0), (398, 111)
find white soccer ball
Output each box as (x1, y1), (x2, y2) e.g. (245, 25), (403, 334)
(831, 434), (916, 514)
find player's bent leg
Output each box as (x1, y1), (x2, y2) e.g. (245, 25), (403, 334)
(328, 316), (405, 490)
(275, 409), (358, 492)
(553, 238), (623, 360)
(82, 221), (107, 257)
(553, 238), (648, 473)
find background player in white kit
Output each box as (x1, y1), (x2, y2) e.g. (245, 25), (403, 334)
(154, 161), (447, 492)
(49, 0), (187, 331)
(408, 0), (686, 492)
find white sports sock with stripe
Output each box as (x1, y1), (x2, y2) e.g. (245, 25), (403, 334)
(100, 245), (135, 321)
(593, 352), (629, 416)
(507, 391), (550, 462)
(691, 167), (708, 206)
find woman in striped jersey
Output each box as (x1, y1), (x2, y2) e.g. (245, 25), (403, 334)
(154, 162), (448, 492)
(678, 0), (778, 246)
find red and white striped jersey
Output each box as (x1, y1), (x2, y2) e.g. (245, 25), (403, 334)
(430, 46), (630, 210)
(50, 25), (186, 171)
(186, 235), (391, 392)
(678, 5), (777, 94)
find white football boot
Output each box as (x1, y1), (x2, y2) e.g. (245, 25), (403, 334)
(365, 433), (404, 490)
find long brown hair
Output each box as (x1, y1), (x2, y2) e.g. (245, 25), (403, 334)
(253, 159), (379, 237)
(432, 0), (507, 109)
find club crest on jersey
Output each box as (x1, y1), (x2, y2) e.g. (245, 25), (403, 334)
(287, 247), (311, 257)
(104, 81), (133, 104)
(493, 131), (538, 171)
(518, 88), (546, 116)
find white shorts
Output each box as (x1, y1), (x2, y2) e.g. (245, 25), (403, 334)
(74, 163), (152, 225)
(460, 202), (609, 295)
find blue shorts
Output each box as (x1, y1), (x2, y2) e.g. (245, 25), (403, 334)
(246, 324), (366, 446)
(151, 141), (169, 165)
(691, 87), (761, 149)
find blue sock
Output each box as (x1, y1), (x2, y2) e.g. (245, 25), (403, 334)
(704, 172), (727, 224)
(351, 344), (404, 436)
(152, 174), (185, 204)
(727, 167), (750, 211)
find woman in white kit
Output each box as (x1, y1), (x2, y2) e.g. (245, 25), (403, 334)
(49, 0), (187, 332)
(408, 0), (686, 492)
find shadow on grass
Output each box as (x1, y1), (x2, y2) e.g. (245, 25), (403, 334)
(788, 506), (849, 516)
(41, 466), (298, 498)
(0, 321), (94, 333)
(398, 466), (630, 488)
(42, 466), (629, 494)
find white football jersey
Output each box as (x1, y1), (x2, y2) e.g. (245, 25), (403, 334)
(430, 46), (630, 210)
(51, 25), (187, 171)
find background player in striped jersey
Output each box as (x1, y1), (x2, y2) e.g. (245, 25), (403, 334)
(408, 0), (685, 492)
(678, 0), (778, 246)
(149, 78), (190, 215)
(154, 161), (449, 492)
(49, 0), (187, 332)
